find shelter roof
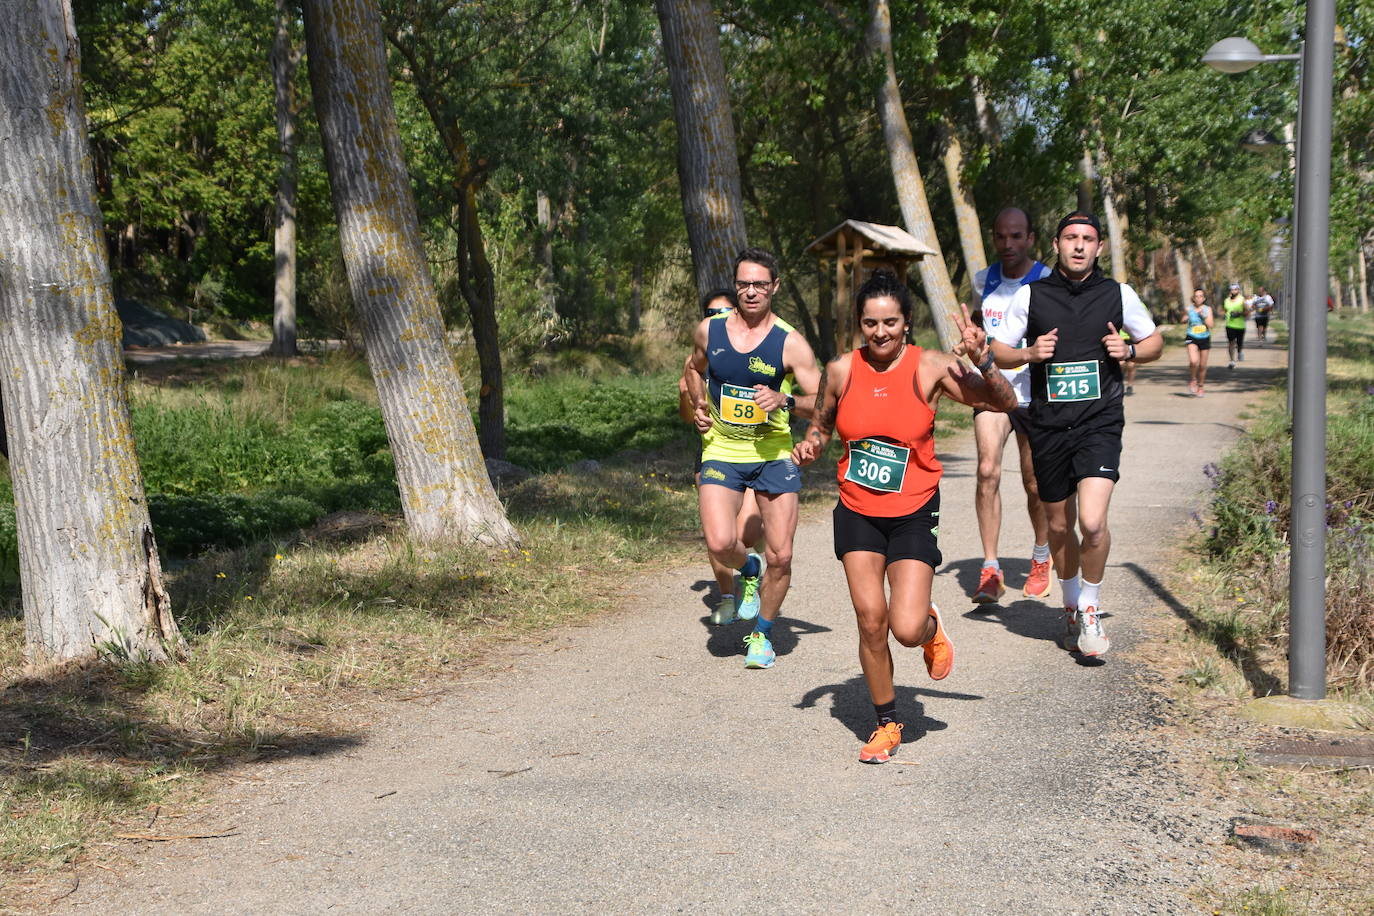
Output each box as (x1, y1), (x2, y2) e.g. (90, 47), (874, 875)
(805, 219), (936, 258)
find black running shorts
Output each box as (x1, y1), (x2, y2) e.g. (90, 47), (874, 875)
(1226, 326), (1245, 344)
(1028, 420), (1123, 504)
(1187, 337), (1211, 351)
(833, 491), (942, 567)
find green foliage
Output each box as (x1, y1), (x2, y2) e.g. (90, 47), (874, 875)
(503, 371), (684, 471)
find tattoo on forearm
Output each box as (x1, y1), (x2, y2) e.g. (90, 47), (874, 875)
(983, 365), (1015, 407)
(813, 366), (827, 418)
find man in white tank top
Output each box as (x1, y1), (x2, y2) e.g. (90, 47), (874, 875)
(967, 207), (1053, 605)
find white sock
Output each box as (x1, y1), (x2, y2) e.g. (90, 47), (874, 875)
(1032, 542), (1050, 563)
(982, 559), (1001, 572)
(1079, 578), (1102, 611)
(1059, 576), (1080, 609)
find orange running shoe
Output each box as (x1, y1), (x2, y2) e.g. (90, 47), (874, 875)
(922, 604), (954, 680)
(859, 722), (903, 764)
(971, 566), (1006, 604)
(1023, 558), (1053, 599)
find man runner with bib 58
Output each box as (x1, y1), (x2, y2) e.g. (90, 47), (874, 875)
(683, 247), (820, 670)
(989, 212), (1163, 658)
(793, 269), (1016, 764)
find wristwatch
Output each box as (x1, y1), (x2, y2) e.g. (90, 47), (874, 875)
(783, 395), (796, 410)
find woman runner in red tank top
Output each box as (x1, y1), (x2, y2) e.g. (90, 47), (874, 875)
(793, 270), (1016, 764)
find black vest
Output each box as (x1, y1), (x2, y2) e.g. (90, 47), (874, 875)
(1026, 267), (1125, 430)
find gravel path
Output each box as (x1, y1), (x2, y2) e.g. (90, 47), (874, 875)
(58, 339), (1287, 915)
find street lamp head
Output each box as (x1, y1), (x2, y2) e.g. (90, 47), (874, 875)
(1242, 128), (1285, 152)
(1203, 36), (1265, 73)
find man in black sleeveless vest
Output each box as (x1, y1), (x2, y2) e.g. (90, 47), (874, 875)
(987, 212), (1164, 658)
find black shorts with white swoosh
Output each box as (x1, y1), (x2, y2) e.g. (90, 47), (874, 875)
(1026, 416), (1123, 503)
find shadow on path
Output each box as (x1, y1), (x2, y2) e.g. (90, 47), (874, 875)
(1119, 561), (1282, 696)
(700, 614), (832, 660)
(796, 675), (980, 742)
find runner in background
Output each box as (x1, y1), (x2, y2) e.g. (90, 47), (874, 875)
(678, 288), (762, 625)
(683, 248), (821, 670)
(966, 207), (1054, 605)
(1184, 288), (1215, 397)
(1222, 283), (1249, 368)
(1249, 286), (1274, 343)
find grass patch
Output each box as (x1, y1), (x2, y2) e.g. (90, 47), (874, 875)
(0, 432), (708, 900)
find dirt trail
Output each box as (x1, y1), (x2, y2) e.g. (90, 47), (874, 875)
(57, 340), (1288, 914)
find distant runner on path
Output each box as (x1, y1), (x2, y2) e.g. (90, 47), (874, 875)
(967, 206), (1054, 606)
(793, 269), (1016, 763)
(1249, 286), (1274, 343)
(1223, 283), (1249, 367)
(1185, 288), (1215, 397)
(989, 211), (1163, 658)
(678, 288), (762, 625)
(683, 248), (820, 670)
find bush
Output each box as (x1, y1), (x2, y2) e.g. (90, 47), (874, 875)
(1203, 332), (1374, 687)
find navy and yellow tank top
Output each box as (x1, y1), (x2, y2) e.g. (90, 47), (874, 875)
(702, 313), (795, 463)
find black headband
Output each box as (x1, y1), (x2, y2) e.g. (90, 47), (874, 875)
(1055, 211), (1103, 238)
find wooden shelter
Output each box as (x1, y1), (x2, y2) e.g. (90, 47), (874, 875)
(805, 219), (937, 355)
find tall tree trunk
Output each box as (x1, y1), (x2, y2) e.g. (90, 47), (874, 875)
(269, 0), (300, 357)
(1358, 236), (1370, 312)
(629, 261), (643, 333)
(301, 0), (517, 545)
(1331, 274), (1344, 312)
(536, 189), (558, 321)
(971, 76), (1002, 145)
(1173, 245), (1194, 317)
(1097, 148), (1128, 282)
(457, 184), (507, 460)
(655, 0), (747, 297)
(867, 0), (959, 350)
(940, 116), (987, 284)
(0, 0), (182, 664)
(385, 28), (508, 460)
(1077, 146), (1095, 214)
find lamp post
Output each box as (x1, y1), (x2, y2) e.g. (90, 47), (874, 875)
(1203, 1), (1335, 701)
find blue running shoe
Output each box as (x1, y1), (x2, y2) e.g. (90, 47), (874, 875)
(743, 631), (775, 669)
(737, 552), (763, 620)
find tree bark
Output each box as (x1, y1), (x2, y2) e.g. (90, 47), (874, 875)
(381, 30), (508, 462)
(971, 76), (1002, 145)
(301, 0), (517, 545)
(940, 116), (987, 284)
(269, 0), (300, 357)
(867, 0), (960, 351)
(1077, 146), (1095, 214)
(536, 189), (558, 322)
(629, 261), (643, 333)
(1358, 235), (1370, 313)
(655, 0), (747, 297)
(1096, 148), (1128, 282)
(0, 0), (183, 664)
(1173, 245), (1194, 317)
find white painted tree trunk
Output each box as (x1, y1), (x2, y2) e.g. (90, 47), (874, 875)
(941, 117), (988, 285)
(1097, 148), (1128, 282)
(1173, 246), (1194, 316)
(655, 0), (748, 297)
(867, 0), (959, 351)
(301, 0), (518, 547)
(1358, 237), (1370, 312)
(269, 0), (300, 358)
(0, 0), (182, 663)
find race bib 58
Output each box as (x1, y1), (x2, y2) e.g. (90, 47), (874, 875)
(719, 383), (766, 426)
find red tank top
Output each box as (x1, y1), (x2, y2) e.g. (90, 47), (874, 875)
(835, 346), (942, 517)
